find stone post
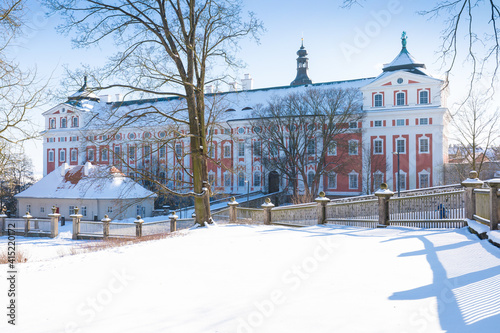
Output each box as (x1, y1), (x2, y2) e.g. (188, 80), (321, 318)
(487, 179), (500, 230)
(134, 215), (144, 238)
(169, 211), (178, 232)
(48, 206), (60, 238)
(462, 170), (484, 220)
(23, 212), (32, 236)
(228, 197), (239, 223)
(314, 191), (331, 225)
(102, 215), (111, 239)
(0, 207), (7, 236)
(70, 206), (83, 240)
(374, 183), (394, 228)
(261, 198), (275, 225)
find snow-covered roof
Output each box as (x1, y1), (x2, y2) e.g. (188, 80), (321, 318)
(16, 162), (157, 200)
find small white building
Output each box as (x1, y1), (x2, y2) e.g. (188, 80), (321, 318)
(15, 162), (156, 220)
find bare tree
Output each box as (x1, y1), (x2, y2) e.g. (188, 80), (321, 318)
(45, 0), (262, 225)
(450, 92), (499, 178)
(251, 87), (363, 201)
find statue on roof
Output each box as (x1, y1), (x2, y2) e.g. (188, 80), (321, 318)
(401, 31), (407, 48)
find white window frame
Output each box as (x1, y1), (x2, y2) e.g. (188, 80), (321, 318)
(348, 140), (359, 155)
(238, 171), (245, 187)
(88, 149), (95, 161)
(328, 172), (337, 189)
(419, 171), (430, 189)
(396, 92), (405, 106)
(396, 119), (405, 126)
(71, 149), (77, 162)
(238, 142), (245, 157)
(101, 148), (108, 161)
(396, 139), (406, 154)
(419, 90), (429, 104)
(374, 120), (382, 127)
(307, 139), (315, 155)
(419, 137), (429, 153)
(307, 171), (315, 187)
(419, 118), (428, 125)
(254, 171), (261, 187)
(373, 139), (383, 155)
(224, 172), (231, 187)
(395, 171), (407, 191)
(349, 172), (359, 189)
(48, 150), (54, 162)
(328, 141), (337, 156)
(159, 145), (166, 158)
(59, 149), (66, 162)
(374, 94), (383, 107)
(224, 145), (231, 158)
(373, 171), (384, 191)
(208, 172), (216, 186)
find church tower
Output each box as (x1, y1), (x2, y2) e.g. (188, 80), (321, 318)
(290, 39), (312, 86)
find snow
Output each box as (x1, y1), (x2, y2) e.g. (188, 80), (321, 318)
(467, 218), (490, 235)
(1, 224), (500, 332)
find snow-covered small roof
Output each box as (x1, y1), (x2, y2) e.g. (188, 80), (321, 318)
(16, 162), (157, 200)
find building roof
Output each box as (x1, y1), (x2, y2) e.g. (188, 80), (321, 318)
(16, 162), (157, 200)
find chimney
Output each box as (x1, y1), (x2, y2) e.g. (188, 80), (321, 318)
(206, 85), (215, 94)
(84, 161), (92, 176)
(60, 163), (69, 176)
(99, 95), (111, 103)
(241, 74), (253, 90)
(229, 82), (239, 92)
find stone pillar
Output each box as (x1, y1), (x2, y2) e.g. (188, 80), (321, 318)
(102, 215), (111, 239)
(23, 212), (32, 236)
(487, 179), (500, 230)
(70, 207), (83, 240)
(261, 198), (275, 225)
(48, 206), (61, 238)
(374, 183), (394, 228)
(134, 216), (144, 238)
(0, 208), (7, 236)
(315, 191), (331, 225)
(170, 211), (178, 232)
(228, 197), (239, 223)
(462, 170), (484, 220)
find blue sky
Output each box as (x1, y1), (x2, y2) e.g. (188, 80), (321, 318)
(13, 0), (496, 176)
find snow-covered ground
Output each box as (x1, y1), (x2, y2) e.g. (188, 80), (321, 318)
(1, 224), (500, 332)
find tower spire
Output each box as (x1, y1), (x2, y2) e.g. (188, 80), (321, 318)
(290, 39), (312, 86)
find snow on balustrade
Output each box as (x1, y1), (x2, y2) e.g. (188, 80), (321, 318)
(235, 207), (265, 224)
(325, 199), (378, 228)
(108, 223), (136, 237)
(474, 189), (490, 221)
(79, 221), (103, 236)
(271, 203), (317, 226)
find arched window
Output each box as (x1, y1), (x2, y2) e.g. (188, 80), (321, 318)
(307, 139), (315, 155)
(396, 92), (405, 106)
(72, 117), (79, 127)
(328, 172), (337, 189)
(307, 171), (315, 187)
(374, 93), (383, 107)
(238, 172), (245, 187)
(254, 172), (261, 187)
(50, 119), (56, 129)
(61, 118), (67, 128)
(176, 171), (182, 186)
(419, 90), (429, 104)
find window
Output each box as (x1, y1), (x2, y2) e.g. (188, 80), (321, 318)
(396, 139), (405, 154)
(224, 145), (231, 158)
(50, 119), (56, 129)
(238, 142), (245, 157)
(373, 172), (383, 190)
(224, 173), (231, 187)
(254, 172), (261, 187)
(419, 90), (429, 104)
(307, 171), (315, 187)
(224, 128), (230, 134)
(60, 149), (66, 162)
(81, 206), (87, 217)
(144, 132), (151, 139)
(175, 144), (182, 157)
(48, 150), (54, 162)
(419, 118), (428, 125)
(349, 140), (358, 155)
(114, 146), (121, 158)
(349, 173), (358, 189)
(101, 148), (108, 161)
(396, 173), (406, 191)
(40, 207), (45, 213)
(208, 173), (216, 186)
(328, 141), (337, 156)
(396, 92), (405, 106)
(374, 94), (383, 107)
(144, 146), (151, 158)
(88, 149), (94, 161)
(270, 145), (278, 157)
(238, 127), (245, 134)
(374, 139), (383, 154)
(349, 121), (358, 129)
(72, 117), (78, 127)
(158, 131), (166, 138)
(107, 207), (113, 214)
(253, 141), (261, 156)
(128, 146), (135, 160)
(176, 171), (182, 186)
(419, 173), (429, 188)
(396, 119), (405, 126)
(209, 146), (215, 159)
(328, 172), (337, 189)
(374, 120), (382, 127)
(159, 146), (166, 158)
(26, 204), (31, 213)
(61, 118), (67, 128)
(307, 139), (315, 155)
(69, 206), (75, 215)
(238, 172), (245, 187)
(419, 138), (429, 153)
(71, 149), (77, 162)
(128, 133), (136, 140)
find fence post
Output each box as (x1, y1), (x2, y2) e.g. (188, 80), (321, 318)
(261, 198), (274, 225)
(487, 179), (500, 230)
(70, 206), (83, 240)
(169, 211), (178, 232)
(0, 208), (7, 236)
(48, 206), (60, 238)
(134, 216), (144, 238)
(102, 215), (111, 239)
(228, 197), (239, 223)
(315, 191), (331, 225)
(374, 183), (394, 228)
(462, 170), (484, 220)
(23, 212), (32, 236)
